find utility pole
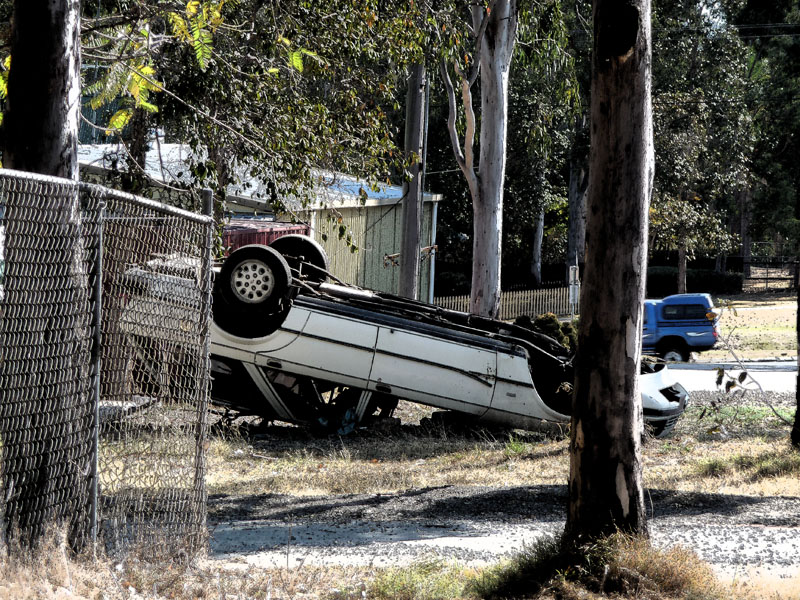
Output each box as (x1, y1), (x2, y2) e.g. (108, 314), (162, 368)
(399, 63), (427, 299)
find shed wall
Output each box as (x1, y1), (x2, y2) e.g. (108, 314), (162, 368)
(299, 202), (434, 299)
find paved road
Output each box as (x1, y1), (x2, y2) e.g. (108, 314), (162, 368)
(671, 361), (797, 393)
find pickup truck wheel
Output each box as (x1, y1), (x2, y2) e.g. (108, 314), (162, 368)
(213, 245), (293, 338)
(270, 234), (329, 283)
(661, 347), (688, 362)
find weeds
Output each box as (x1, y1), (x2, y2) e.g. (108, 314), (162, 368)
(471, 533), (729, 600)
(503, 434), (529, 458)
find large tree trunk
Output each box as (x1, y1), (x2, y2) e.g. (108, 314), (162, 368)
(399, 63), (426, 300)
(794, 201), (800, 448)
(531, 209), (544, 286)
(3, 0), (80, 177)
(1, 0), (85, 546)
(565, 0), (653, 543)
(469, 0), (517, 318)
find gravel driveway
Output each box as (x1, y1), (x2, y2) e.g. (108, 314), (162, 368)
(208, 485), (800, 579)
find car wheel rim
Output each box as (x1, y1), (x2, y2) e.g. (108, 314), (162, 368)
(231, 259), (275, 304)
(663, 351), (682, 362)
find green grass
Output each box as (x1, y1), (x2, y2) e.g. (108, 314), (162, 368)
(366, 560), (477, 600)
(686, 403), (796, 432)
(503, 433), (530, 458)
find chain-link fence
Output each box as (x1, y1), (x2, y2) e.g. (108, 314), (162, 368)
(0, 169), (213, 558)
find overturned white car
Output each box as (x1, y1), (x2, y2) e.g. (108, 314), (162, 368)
(199, 236), (688, 437)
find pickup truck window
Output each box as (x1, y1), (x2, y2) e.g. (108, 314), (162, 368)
(663, 304), (709, 320)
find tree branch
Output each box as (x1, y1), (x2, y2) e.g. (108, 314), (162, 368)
(439, 58), (480, 199)
(439, 59), (466, 172)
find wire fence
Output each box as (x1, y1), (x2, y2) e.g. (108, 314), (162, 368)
(0, 169), (213, 558)
(743, 262), (798, 292)
(434, 284), (576, 321)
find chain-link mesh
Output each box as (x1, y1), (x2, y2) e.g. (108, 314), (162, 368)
(0, 169), (212, 557)
(97, 188), (211, 557)
(0, 173), (97, 548)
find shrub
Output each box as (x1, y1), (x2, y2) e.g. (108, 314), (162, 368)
(646, 266), (743, 297)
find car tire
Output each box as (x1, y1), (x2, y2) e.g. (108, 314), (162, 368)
(270, 234), (329, 283)
(213, 245), (293, 338)
(661, 347), (688, 362)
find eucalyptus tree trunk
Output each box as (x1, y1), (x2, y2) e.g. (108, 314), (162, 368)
(531, 209), (544, 286)
(677, 245), (688, 293)
(470, 1), (516, 318)
(566, 155), (589, 283)
(738, 187), (752, 278)
(565, 0), (653, 543)
(1, 0), (86, 546)
(794, 203), (800, 448)
(441, 0), (517, 318)
(3, 0), (81, 178)
(121, 108), (150, 194)
(794, 292), (800, 448)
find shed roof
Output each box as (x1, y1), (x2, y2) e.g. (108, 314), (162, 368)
(78, 143), (441, 213)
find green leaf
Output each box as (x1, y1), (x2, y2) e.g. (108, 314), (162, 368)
(105, 108), (133, 134)
(288, 50), (303, 72)
(138, 100), (159, 113)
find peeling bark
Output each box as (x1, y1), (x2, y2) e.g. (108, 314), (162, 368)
(565, 0), (652, 542)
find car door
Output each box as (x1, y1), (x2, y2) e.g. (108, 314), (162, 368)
(368, 323), (498, 416)
(250, 300), (378, 389)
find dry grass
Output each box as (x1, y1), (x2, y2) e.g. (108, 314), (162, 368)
(0, 533), (376, 600)
(470, 533), (800, 600)
(206, 426), (573, 497)
(702, 299), (796, 361)
(5, 531), (796, 600)
(206, 403), (798, 498)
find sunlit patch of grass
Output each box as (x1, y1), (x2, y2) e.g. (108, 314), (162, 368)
(205, 431), (572, 497)
(367, 559), (478, 600)
(696, 448), (800, 481)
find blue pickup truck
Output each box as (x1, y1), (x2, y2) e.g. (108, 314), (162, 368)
(643, 293), (720, 362)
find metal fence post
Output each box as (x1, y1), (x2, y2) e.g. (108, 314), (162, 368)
(191, 188), (214, 550)
(90, 199), (105, 550)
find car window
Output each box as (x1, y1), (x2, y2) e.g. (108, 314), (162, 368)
(683, 304), (710, 319)
(662, 304), (709, 320)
